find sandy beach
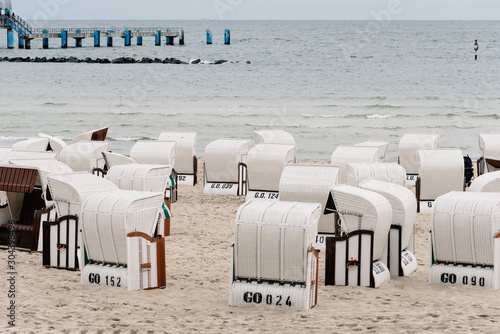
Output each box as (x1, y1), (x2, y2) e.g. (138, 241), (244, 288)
(1, 160), (499, 334)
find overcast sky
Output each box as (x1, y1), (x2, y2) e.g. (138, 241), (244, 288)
(11, 0), (500, 20)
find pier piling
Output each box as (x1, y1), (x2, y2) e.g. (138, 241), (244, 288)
(206, 29), (212, 45)
(7, 28), (14, 49)
(25, 38), (31, 49)
(179, 29), (185, 45)
(18, 32), (25, 49)
(124, 30), (131, 46)
(94, 30), (100, 47)
(137, 34), (143, 46)
(42, 29), (49, 49)
(224, 29), (230, 45)
(107, 30), (113, 47)
(155, 30), (161, 46)
(75, 29), (83, 47)
(61, 30), (68, 48)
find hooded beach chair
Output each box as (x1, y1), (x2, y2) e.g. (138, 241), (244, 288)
(354, 140), (390, 162)
(254, 129), (295, 146)
(38, 133), (67, 157)
(81, 190), (166, 290)
(416, 149), (464, 214)
(45, 172), (119, 270)
(158, 132), (197, 186)
(469, 171), (500, 193)
(102, 152), (137, 169)
(59, 142), (110, 173)
(324, 185), (392, 288)
(359, 179), (418, 277)
(203, 139), (252, 196)
(0, 149), (57, 165)
(246, 144), (296, 200)
(71, 127), (108, 144)
(398, 134), (439, 186)
(12, 138), (50, 152)
(229, 200), (320, 309)
(330, 146), (380, 184)
(130, 140), (176, 166)
(429, 192), (500, 289)
(478, 134), (500, 175)
(346, 163), (406, 187)
(278, 165), (339, 248)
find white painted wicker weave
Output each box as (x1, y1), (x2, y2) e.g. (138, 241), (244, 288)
(0, 150), (57, 164)
(47, 172), (119, 217)
(359, 179), (416, 251)
(234, 200), (320, 283)
(431, 191), (500, 266)
(279, 165), (339, 234)
(331, 146), (380, 184)
(12, 138), (49, 152)
(158, 132), (196, 174)
(58, 142), (110, 173)
(478, 134), (500, 173)
(247, 144), (296, 192)
(398, 134), (439, 174)
(204, 139), (251, 184)
(130, 141), (176, 167)
(354, 140), (389, 162)
(106, 164), (171, 193)
(469, 171), (500, 193)
(330, 185), (392, 261)
(417, 149), (464, 201)
(254, 130), (295, 146)
(102, 152), (137, 168)
(346, 163), (406, 187)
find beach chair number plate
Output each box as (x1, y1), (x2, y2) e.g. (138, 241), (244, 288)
(313, 234), (334, 252)
(242, 292), (293, 308)
(440, 273), (486, 287)
(88, 273), (123, 287)
(405, 175), (417, 187)
(177, 174), (195, 186)
(251, 192), (279, 200)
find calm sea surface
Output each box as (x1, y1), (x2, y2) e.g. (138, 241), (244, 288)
(0, 20), (499, 161)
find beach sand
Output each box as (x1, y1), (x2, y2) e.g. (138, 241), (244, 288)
(1, 160), (499, 333)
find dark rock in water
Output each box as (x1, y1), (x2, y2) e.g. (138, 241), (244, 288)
(214, 60), (228, 65)
(173, 59), (181, 64)
(163, 58), (172, 64)
(22, 57), (31, 62)
(112, 57), (125, 64)
(2, 57), (9, 61)
(91, 58), (99, 63)
(55, 57), (67, 63)
(67, 56), (79, 63)
(246, 61), (251, 64)
(191, 59), (201, 64)
(99, 58), (111, 64)
(123, 57), (135, 64)
(153, 58), (162, 63)
(40, 57), (47, 62)
(179, 61), (188, 65)
(140, 57), (153, 63)
(9, 57), (22, 62)
(84, 57), (93, 63)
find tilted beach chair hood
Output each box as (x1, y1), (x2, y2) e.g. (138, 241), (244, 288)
(254, 129), (295, 146)
(331, 146), (380, 184)
(346, 162), (406, 187)
(58, 142), (110, 173)
(71, 127), (108, 144)
(398, 134), (439, 175)
(469, 171), (500, 193)
(12, 138), (50, 152)
(354, 140), (390, 162)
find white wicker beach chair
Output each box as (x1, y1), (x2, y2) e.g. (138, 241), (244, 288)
(81, 190), (166, 290)
(158, 132), (197, 186)
(478, 134), (500, 175)
(102, 152), (137, 169)
(430, 192), (500, 289)
(398, 134), (439, 184)
(359, 179), (417, 277)
(416, 149), (464, 213)
(346, 163), (406, 187)
(254, 130), (295, 146)
(246, 144), (296, 200)
(325, 185), (392, 288)
(230, 200), (320, 309)
(0, 149), (56, 165)
(279, 165), (339, 237)
(130, 140), (176, 167)
(331, 146), (380, 184)
(71, 127), (108, 144)
(469, 171), (500, 193)
(38, 133), (67, 156)
(354, 140), (390, 162)
(203, 139), (252, 196)
(12, 138), (50, 152)
(58, 142), (110, 173)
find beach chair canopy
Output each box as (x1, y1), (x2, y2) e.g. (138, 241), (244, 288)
(234, 200), (320, 283)
(398, 134), (440, 174)
(359, 179), (416, 250)
(279, 165), (339, 232)
(12, 138), (50, 152)
(0, 149), (56, 165)
(158, 132), (197, 174)
(38, 133), (68, 156)
(478, 134), (500, 172)
(354, 140), (390, 162)
(330, 184), (392, 261)
(432, 191), (500, 266)
(102, 152), (137, 168)
(331, 146), (380, 184)
(71, 127), (109, 144)
(346, 163), (406, 187)
(130, 141), (176, 167)
(247, 144), (296, 192)
(469, 171), (500, 193)
(59, 142), (110, 173)
(0, 165), (40, 221)
(204, 139), (252, 183)
(81, 190), (164, 265)
(106, 164), (172, 193)
(47, 172), (119, 217)
(254, 130), (295, 146)
(417, 149), (464, 201)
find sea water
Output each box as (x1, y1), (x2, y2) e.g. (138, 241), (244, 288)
(0, 20), (499, 161)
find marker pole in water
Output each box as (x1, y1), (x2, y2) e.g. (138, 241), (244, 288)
(206, 29), (212, 45)
(94, 30), (100, 47)
(75, 29), (83, 47)
(42, 29), (49, 49)
(7, 28), (14, 49)
(18, 32), (25, 49)
(155, 30), (161, 46)
(224, 29), (230, 45)
(179, 29), (185, 45)
(61, 30), (68, 48)
(474, 40), (478, 60)
(125, 30), (131, 46)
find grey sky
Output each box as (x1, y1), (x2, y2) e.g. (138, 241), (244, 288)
(11, 0), (500, 20)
